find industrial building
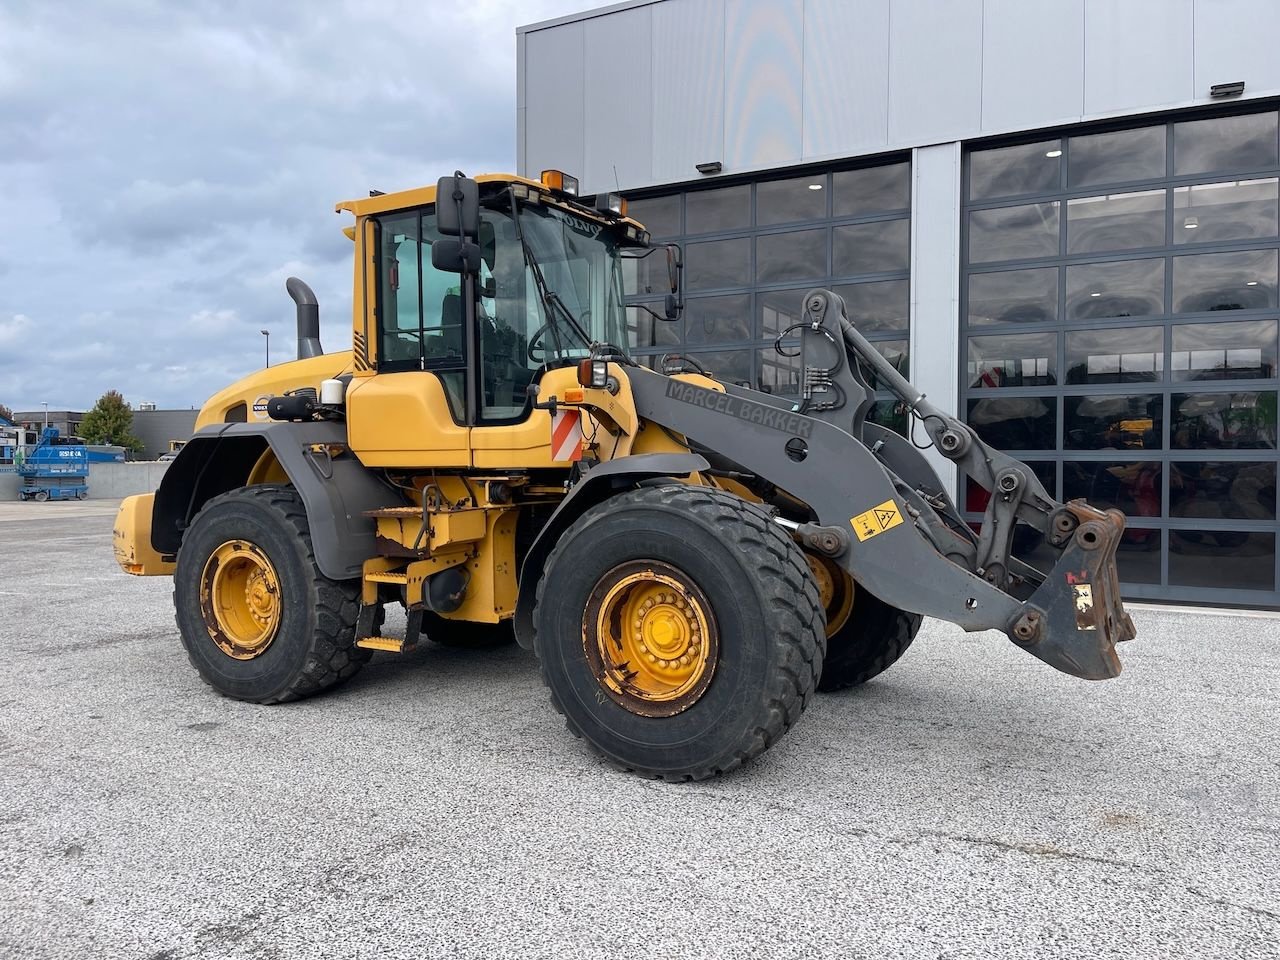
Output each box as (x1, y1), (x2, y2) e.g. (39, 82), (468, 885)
(9, 407), (196, 461)
(517, 0), (1280, 607)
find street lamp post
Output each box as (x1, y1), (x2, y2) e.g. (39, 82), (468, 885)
(260, 329), (270, 368)
(41, 402), (48, 431)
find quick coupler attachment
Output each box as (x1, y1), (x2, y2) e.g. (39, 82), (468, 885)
(1007, 503), (1136, 680)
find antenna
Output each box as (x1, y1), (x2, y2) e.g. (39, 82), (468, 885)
(613, 164), (621, 194)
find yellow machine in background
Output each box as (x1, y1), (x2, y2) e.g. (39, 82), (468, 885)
(114, 172), (1135, 780)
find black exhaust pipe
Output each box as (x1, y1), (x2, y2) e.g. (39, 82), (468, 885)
(286, 277), (323, 360)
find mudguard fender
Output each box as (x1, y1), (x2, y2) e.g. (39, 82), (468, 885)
(512, 452), (710, 649)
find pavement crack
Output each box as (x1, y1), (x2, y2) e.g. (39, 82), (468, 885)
(919, 831), (1141, 870)
(1183, 885), (1280, 923)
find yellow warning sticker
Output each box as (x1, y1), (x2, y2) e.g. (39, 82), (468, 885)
(850, 499), (905, 542)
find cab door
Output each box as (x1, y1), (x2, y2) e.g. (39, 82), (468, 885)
(346, 208), (472, 468)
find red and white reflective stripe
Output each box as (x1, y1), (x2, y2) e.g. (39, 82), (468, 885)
(550, 409), (583, 462)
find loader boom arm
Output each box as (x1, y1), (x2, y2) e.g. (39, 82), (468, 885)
(624, 289), (1136, 680)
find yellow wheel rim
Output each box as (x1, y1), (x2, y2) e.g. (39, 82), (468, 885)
(584, 561), (719, 717)
(807, 553), (854, 638)
(200, 540), (282, 660)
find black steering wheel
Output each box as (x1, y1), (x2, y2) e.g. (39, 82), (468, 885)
(526, 311), (590, 363)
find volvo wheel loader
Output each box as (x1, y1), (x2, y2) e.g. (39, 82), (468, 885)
(113, 171), (1136, 780)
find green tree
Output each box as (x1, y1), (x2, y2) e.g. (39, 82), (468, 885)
(0, 402), (13, 424)
(80, 390), (145, 454)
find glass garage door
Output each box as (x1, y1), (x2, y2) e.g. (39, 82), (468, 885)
(961, 106), (1280, 605)
(626, 156), (912, 432)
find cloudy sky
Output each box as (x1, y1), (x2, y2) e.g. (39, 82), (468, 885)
(0, 0), (587, 412)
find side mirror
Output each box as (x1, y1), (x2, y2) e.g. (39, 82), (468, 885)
(665, 243), (682, 294)
(431, 238), (482, 274)
(436, 172), (479, 239)
(664, 293), (680, 320)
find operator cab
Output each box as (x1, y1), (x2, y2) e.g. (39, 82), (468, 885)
(365, 172), (680, 427)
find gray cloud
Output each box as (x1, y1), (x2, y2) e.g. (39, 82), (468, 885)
(0, 0), (584, 411)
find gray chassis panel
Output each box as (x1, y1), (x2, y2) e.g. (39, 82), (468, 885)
(153, 421), (394, 581)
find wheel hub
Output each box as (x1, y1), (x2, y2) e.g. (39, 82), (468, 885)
(584, 561), (719, 717)
(200, 540), (282, 660)
(806, 553), (854, 638)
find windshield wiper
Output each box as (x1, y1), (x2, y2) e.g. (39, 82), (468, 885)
(505, 187), (592, 356)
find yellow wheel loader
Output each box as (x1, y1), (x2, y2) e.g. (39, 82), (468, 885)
(114, 172), (1136, 780)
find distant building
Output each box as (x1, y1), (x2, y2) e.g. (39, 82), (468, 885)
(131, 409), (198, 460)
(11, 407), (197, 460)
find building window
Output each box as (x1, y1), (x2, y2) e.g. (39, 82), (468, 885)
(961, 105), (1280, 604)
(626, 157), (911, 432)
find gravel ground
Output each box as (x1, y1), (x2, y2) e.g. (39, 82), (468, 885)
(0, 500), (1277, 960)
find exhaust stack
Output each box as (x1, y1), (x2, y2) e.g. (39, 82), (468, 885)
(286, 277), (323, 360)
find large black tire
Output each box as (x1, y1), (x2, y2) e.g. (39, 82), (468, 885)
(533, 484), (825, 780)
(816, 583), (922, 692)
(173, 485), (369, 704)
(422, 612), (515, 649)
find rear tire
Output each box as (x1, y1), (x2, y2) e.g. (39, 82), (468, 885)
(173, 485), (369, 704)
(533, 484), (824, 780)
(34, 490), (48, 502)
(816, 583), (921, 692)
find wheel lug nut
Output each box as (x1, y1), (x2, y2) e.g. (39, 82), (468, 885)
(647, 654), (657, 663)
(679, 655), (689, 666)
(639, 643), (648, 653)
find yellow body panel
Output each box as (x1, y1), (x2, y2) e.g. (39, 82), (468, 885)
(345, 372), (471, 467)
(195, 352), (354, 432)
(113, 494), (175, 576)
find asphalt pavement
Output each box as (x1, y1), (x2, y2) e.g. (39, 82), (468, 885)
(0, 500), (1277, 959)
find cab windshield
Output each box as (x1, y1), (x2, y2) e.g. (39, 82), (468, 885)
(375, 198), (635, 422)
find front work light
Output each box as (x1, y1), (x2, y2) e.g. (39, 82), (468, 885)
(577, 359), (609, 389)
(541, 170), (579, 196)
(594, 192), (628, 217)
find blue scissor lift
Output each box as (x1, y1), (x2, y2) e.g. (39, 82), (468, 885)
(18, 429), (89, 501)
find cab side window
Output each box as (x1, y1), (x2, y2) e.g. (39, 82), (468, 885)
(376, 210), (466, 416)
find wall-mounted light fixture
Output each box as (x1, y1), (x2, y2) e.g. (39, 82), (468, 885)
(1210, 81), (1245, 99)
(695, 161), (722, 175)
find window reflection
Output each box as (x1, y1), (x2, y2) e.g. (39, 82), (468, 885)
(1064, 394), (1162, 450)
(626, 306), (681, 350)
(833, 219), (909, 275)
(1068, 126), (1166, 188)
(968, 202), (1060, 263)
(1116, 528), (1162, 584)
(757, 175), (827, 225)
(757, 228), (826, 283)
(1063, 460), (1162, 518)
(627, 194), (681, 238)
(685, 237), (750, 291)
(1065, 326), (1163, 384)
(685, 184), (751, 234)
(683, 295), (751, 344)
(967, 332), (1056, 387)
(1172, 249), (1278, 312)
(758, 347), (801, 395)
(834, 163), (910, 217)
(1171, 392), (1277, 449)
(857, 340), (909, 391)
(1171, 319), (1277, 380)
(1173, 179), (1278, 245)
(1065, 258), (1165, 320)
(966, 396), (1057, 449)
(1169, 531), (1275, 591)
(968, 267), (1058, 325)
(759, 288), (808, 337)
(832, 279), (909, 334)
(1174, 112), (1279, 177)
(683, 348), (753, 385)
(1066, 190), (1165, 254)
(970, 140), (1061, 200)
(1170, 461), (1277, 520)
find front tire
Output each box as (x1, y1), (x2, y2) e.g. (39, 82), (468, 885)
(533, 485), (824, 780)
(173, 485), (369, 704)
